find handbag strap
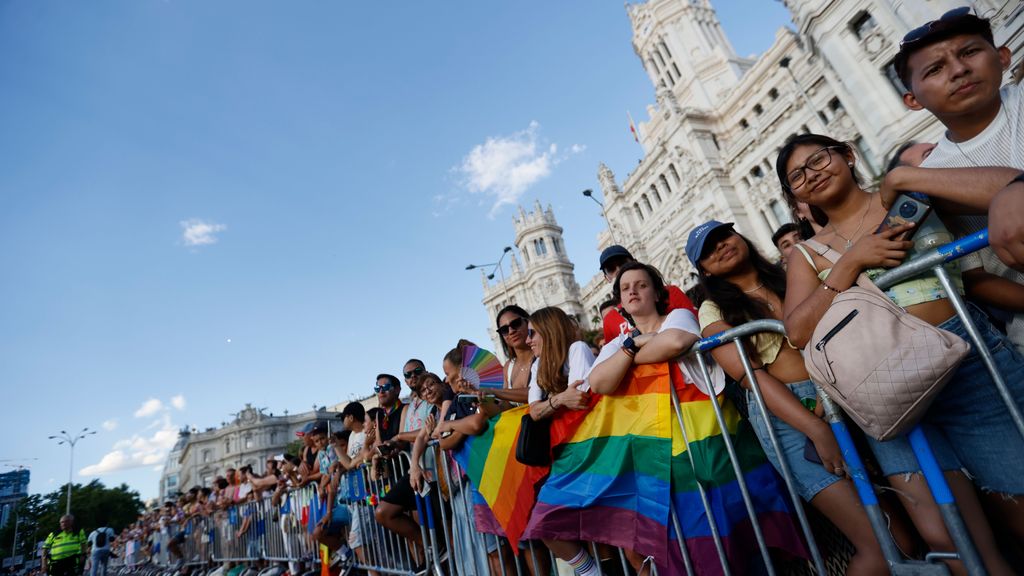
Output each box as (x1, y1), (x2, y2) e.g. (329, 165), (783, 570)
(801, 239), (893, 302)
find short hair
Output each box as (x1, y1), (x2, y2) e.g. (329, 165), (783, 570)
(598, 299), (619, 313)
(375, 373), (400, 388)
(771, 223), (800, 248)
(886, 141), (918, 173)
(894, 13), (995, 91)
(331, 430), (350, 443)
(403, 358), (424, 369)
(612, 262), (670, 316)
(341, 401), (365, 422)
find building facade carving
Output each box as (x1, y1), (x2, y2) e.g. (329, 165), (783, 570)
(478, 0), (1023, 338)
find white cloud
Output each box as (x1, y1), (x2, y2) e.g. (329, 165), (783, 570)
(80, 414), (179, 476)
(455, 122), (583, 217)
(180, 218), (227, 247)
(170, 395), (186, 410)
(133, 398), (164, 418)
(101, 419), (118, 431)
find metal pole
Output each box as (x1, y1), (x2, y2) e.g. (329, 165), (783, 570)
(66, 445), (74, 516)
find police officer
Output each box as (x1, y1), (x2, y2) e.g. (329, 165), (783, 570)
(42, 515), (86, 576)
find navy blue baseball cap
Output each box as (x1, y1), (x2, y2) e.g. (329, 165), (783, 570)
(685, 221), (734, 267)
(599, 245), (633, 271)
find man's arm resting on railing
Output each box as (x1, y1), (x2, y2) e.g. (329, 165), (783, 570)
(633, 328), (697, 364)
(990, 178), (1024, 272)
(881, 165), (1020, 214)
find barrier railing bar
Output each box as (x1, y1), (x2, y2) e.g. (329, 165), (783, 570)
(667, 382), (724, 575)
(694, 352), (777, 576)
(731, 326), (828, 575)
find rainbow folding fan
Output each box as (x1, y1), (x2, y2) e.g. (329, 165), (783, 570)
(461, 345), (504, 390)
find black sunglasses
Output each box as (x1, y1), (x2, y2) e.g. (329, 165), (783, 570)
(900, 6), (972, 47)
(403, 366), (425, 379)
(497, 317), (526, 336)
(374, 382), (395, 393)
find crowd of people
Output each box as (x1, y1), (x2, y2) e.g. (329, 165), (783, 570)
(93, 7), (1024, 576)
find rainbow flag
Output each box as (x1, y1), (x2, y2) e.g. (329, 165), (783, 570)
(667, 370), (807, 575)
(454, 405), (549, 547)
(457, 362), (806, 572)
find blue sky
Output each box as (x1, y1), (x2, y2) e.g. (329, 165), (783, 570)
(0, 1), (793, 500)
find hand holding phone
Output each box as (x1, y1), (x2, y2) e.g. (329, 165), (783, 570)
(875, 194), (932, 241)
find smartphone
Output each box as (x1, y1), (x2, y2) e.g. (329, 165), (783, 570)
(875, 193), (932, 241)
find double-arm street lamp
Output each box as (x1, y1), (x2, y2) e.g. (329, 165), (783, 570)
(48, 428), (96, 515)
(466, 246), (514, 299)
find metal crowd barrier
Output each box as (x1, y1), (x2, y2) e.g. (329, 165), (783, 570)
(104, 228), (1019, 576)
(687, 227), (1019, 576)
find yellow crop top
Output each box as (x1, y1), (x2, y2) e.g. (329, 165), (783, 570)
(792, 214), (965, 309)
(698, 300), (797, 366)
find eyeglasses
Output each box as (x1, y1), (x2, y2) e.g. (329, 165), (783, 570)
(403, 366), (425, 380)
(526, 328), (536, 339)
(374, 382), (395, 394)
(497, 317), (526, 336)
(900, 6), (972, 48)
(786, 146), (842, 191)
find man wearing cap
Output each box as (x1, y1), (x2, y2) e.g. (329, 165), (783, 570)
(598, 244), (696, 343)
(883, 6), (1024, 348)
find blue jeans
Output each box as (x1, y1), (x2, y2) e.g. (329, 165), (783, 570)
(89, 549), (110, 576)
(746, 380), (842, 502)
(868, 304), (1024, 493)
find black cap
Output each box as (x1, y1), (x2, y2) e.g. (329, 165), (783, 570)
(310, 421), (328, 435)
(599, 245), (633, 271)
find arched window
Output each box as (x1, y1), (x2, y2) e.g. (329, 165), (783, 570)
(634, 202), (645, 222)
(642, 194), (653, 213)
(659, 173), (672, 194)
(649, 184), (662, 204)
(669, 164), (681, 184)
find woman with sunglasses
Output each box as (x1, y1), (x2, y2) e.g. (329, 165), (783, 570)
(689, 221), (895, 575)
(489, 305), (535, 410)
(779, 133), (1020, 574)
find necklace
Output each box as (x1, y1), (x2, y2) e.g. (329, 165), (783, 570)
(829, 196), (873, 249)
(742, 283), (764, 294)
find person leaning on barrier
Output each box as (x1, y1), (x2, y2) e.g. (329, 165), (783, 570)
(779, 133), (1024, 574)
(43, 515), (87, 576)
(487, 304), (535, 412)
(889, 7), (1024, 289)
(689, 220), (899, 575)
(884, 140), (1024, 354)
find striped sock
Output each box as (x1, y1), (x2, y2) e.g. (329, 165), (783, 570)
(567, 548), (601, 576)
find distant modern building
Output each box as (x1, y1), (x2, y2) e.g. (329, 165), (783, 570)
(0, 469), (30, 527)
(479, 0), (1024, 332)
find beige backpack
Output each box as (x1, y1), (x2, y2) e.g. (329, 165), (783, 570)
(801, 239), (969, 441)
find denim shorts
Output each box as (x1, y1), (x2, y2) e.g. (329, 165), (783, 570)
(746, 380), (842, 502)
(912, 304), (1024, 494)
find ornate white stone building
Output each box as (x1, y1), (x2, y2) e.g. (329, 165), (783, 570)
(482, 0), (1024, 335)
(478, 202), (591, 356)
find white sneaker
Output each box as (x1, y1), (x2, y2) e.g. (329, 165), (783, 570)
(328, 546), (351, 568)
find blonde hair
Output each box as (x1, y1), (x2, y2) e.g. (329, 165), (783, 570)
(529, 307), (580, 396)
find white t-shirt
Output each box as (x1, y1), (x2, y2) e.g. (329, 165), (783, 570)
(527, 341), (596, 403)
(88, 527), (115, 551)
(921, 82), (1024, 353)
(347, 430), (366, 460)
(593, 308), (725, 397)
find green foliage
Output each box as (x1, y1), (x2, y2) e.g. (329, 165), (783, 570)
(285, 439), (303, 458)
(0, 480), (143, 560)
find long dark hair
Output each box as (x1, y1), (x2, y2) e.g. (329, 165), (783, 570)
(696, 231), (786, 327)
(775, 133), (860, 227)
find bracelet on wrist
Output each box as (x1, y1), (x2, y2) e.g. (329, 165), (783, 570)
(548, 395), (557, 410)
(622, 346), (636, 358)
(1008, 172), (1024, 186)
(821, 282), (842, 294)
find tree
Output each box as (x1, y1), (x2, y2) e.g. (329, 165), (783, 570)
(0, 481), (144, 560)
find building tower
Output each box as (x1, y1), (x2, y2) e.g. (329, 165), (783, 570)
(479, 202), (588, 357)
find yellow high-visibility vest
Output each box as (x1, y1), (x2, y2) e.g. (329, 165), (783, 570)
(44, 530), (86, 561)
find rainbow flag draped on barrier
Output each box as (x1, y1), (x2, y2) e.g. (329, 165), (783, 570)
(456, 361), (807, 572)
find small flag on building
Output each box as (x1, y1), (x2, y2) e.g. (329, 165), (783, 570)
(627, 110), (639, 143)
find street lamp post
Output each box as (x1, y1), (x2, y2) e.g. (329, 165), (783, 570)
(48, 428), (96, 515)
(466, 246), (513, 300)
(582, 189), (618, 243)
(778, 57), (827, 132)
